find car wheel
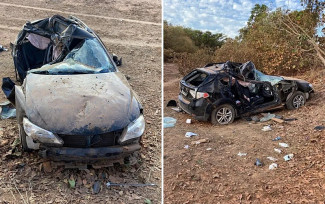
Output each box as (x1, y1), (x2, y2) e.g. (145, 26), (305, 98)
(286, 91), (306, 110)
(211, 104), (235, 125)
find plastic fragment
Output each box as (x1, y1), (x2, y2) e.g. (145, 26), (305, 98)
(171, 107), (182, 112)
(237, 152), (247, 156)
(93, 181), (101, 194)
(274, 148), (282, 153)
(255, 158), (263, 166)
(272, 136), (281, 141)
(185, 132), (197, 138)
(68, 179), (76, 188)
(184, 145), (189, 149)
(269, 163), (278, 170)
(0, 45), (8, 52)
(314, 126), (325, 131)
(186, 119), (191, 124)
(279, 143), (289, 148)
(260, 113), (276, 122)
(283, 154), (294, 161)
(262, 125), (272, 131)
(163, 117), (177, 128)
(267, 156), (277, 161)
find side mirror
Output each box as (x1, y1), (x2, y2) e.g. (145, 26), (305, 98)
(112, 54), (122, 66)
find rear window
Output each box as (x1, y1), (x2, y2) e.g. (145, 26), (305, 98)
(185, 71), (208, 86)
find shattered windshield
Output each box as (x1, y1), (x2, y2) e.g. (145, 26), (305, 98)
(29, 38), (116, 75)
(255, 70), (283, 85)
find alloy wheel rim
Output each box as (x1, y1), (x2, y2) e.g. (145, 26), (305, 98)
(216, 107), (232, 124)
(293, 95), (304, 108)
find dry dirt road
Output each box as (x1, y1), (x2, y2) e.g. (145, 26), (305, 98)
(164, 63), (325, 203)
(0, 0), (161, 203)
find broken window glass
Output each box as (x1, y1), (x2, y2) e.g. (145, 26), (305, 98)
(255, 70), (283, 85)
(64, 38), (115, 72)
(29, 38), (116, 75)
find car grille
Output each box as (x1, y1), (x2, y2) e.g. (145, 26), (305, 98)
(59, 130), (122, 148)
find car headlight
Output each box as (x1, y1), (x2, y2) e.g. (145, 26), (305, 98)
(23, 117), (63, 145)
(118, 115), (145, 144)
(308, 83), (313, 88)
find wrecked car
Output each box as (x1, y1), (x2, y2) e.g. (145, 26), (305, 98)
(1, 15), (145, 162)
(178, 61), (314, 125)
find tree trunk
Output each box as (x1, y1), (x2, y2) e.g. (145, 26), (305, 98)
(308, 39), (325, 67)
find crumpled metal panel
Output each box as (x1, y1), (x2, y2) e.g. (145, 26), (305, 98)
(24, 72), (140, 135)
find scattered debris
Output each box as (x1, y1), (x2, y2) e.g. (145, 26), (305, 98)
(284, 118), (297, 122)
(186, 119), (192, 124)
(185, 132), (197, 138)
(269, 163), (278, 170)
(283, 154), (294, 161)
(206, 147), (212, 151)
(0, 101), (16, 119)
(237, 152), (247, 156)
(267, 156), (277, 161)
(93, 181), (101, 194)
(68, 178), (76, 188)
(106, 182), (157, 187)
(255, 159), (263, 166)
(191, 138), (209, 145)
(272, 136), (281, 141)
(274, 148), (282, 153)
(251, 116), (260, 122)
(184, 145), (189, 149)
(167, 100), (177, 107)
(314, 126), (325, 131)
(163, 117), (177, 128)
(0, 45), (8, 52)
(144, 198), (152, 204)
(260, 113), (276, 122)
(279, 143), (289, 148)
(15, 162), (26, 169)
(262, 125), (272, 131)
(271, 118), (284, 123)
(171, 107), (182, 112)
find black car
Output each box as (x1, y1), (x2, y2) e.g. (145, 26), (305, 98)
(2, 15), (145, 163)
(178, 61), (314, 125)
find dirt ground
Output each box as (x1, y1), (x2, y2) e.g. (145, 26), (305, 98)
(0, 0), (161, 203)
(164, 63), (325, 203)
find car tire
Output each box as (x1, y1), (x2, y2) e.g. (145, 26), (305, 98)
(211, 104), (235, 125)
(286, 91), (306, 110)
(16, 101), (32, 152)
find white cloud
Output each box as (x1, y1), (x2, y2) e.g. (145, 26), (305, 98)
(163, 0), (302, 38)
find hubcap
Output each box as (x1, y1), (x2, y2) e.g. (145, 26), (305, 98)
(293, 95), (304, 109)
(216, 107), (233, 124)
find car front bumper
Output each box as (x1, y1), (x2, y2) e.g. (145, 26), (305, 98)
(40, 143), (141, 162)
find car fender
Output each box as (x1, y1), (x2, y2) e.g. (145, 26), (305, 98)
(206, 98), (237, 118)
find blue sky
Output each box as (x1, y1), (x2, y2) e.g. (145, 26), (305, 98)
(163, 0), (311, 38)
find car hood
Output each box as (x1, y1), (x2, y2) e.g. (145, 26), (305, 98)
(24, 72), (141, 135)
(281, 76), (309, 84)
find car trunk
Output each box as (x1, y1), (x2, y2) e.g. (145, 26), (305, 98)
(180, 70), (209, 100)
